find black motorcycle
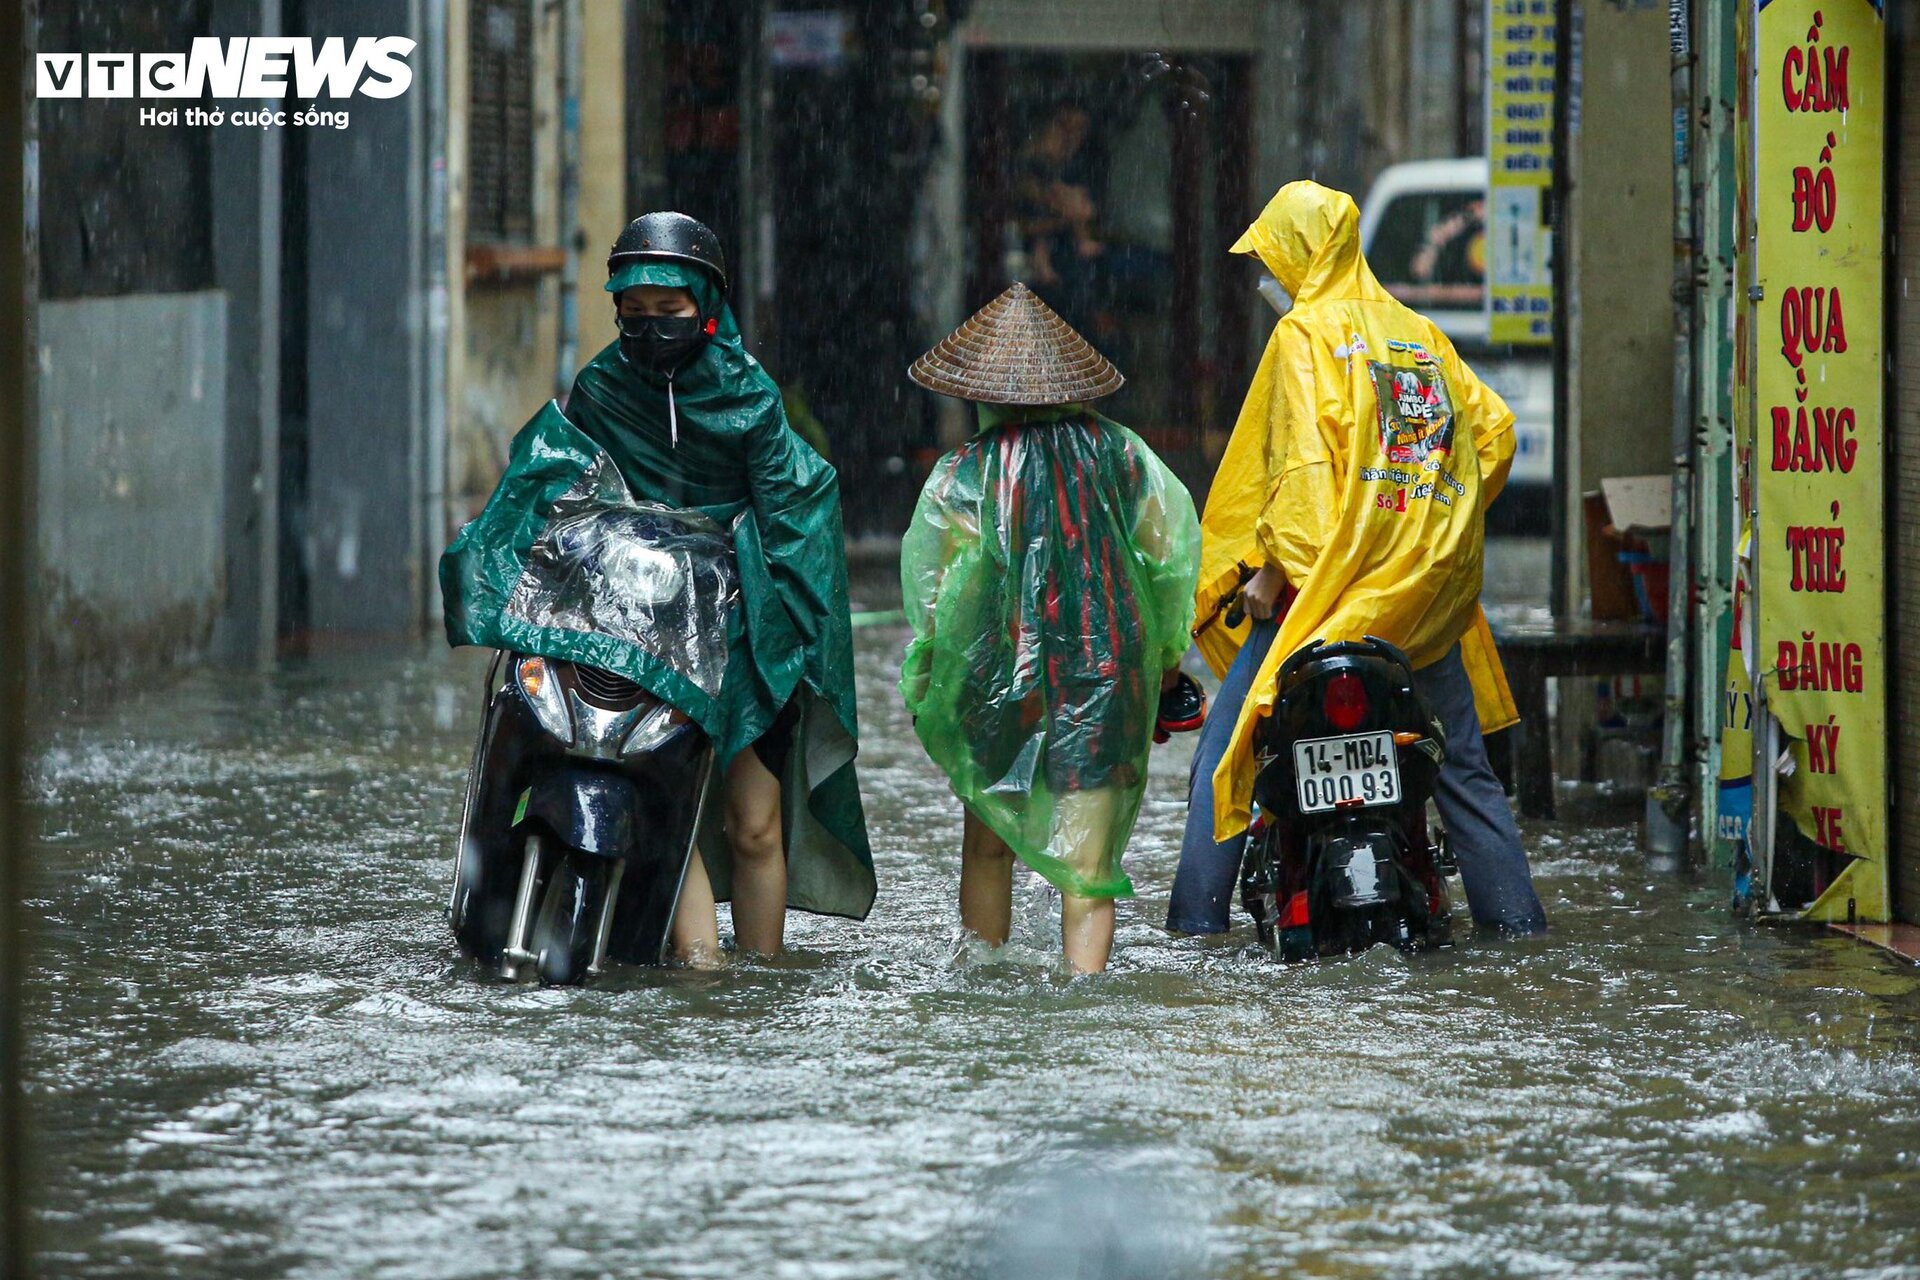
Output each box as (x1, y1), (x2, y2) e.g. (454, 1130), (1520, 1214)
(1239, 636), (1457, 961)
(449, 503), (736, 985)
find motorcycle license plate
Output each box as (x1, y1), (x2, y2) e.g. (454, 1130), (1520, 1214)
(1293, 732), (1400, 813)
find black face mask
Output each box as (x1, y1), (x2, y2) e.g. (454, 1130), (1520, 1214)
(618, 312), (711, 377)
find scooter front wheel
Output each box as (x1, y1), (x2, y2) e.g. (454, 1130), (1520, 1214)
(530, 853), (612, 987)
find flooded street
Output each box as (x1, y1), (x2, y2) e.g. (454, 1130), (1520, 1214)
(23, 555), (1920, 1279)
(18, 1), (1920, 1274)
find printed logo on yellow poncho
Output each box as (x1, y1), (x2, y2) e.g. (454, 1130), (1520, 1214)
(1368, 358), (1455, 467)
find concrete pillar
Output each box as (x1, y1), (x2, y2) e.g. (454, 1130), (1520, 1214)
(445, 0), (469, 549)
(574, 0), (626, 365)
(210, 0), (282, 663)
(1562, 0), (1675, 614)
(301, 0), (431, 635)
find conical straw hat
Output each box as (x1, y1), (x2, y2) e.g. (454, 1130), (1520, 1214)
(909, 282), (1124, 405)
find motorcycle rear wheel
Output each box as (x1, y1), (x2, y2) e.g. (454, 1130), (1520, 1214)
(1277, 925), (1316, 963)
(1327, 904), (1385, 956)
(531, 853), (609, 987)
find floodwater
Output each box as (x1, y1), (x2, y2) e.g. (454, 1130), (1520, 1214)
(23, 552), (1920, 1279)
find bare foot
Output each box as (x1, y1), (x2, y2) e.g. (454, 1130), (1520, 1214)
(674, 940), (729, 971)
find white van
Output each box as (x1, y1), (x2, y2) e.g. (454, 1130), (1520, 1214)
(1356, 158), (1554, 527)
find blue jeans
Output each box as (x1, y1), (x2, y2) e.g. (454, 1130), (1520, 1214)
(1166, 633), (1548, 935)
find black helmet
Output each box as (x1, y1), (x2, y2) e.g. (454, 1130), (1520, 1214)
(607, 212), (728, 293)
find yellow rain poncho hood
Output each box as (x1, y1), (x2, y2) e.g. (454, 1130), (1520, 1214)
(1201, 181), (1519, 839)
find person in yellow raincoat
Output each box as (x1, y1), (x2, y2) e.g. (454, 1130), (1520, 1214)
(1165, 180), (1547, 936)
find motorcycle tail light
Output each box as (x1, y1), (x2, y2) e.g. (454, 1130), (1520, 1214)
(1323, 672), (1370, 731)
(1280, 891), (1311, 929)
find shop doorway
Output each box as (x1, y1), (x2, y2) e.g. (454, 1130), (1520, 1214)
(963, 50), (1254, 499)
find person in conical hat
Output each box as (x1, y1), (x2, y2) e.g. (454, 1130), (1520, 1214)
(899, 283), (1203, 974)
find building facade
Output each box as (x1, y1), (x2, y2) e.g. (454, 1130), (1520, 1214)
(25, 0), (1492, 685)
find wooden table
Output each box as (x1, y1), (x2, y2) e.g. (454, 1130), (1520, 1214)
(1491, 619), (1667, 819)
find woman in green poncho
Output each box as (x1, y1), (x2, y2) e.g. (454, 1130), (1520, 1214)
(444, 212), (873, 965)
(900, 284), (1202, 974)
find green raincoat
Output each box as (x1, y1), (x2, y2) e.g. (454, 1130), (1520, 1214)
(442, 263), (874, 920)
(899, 405), (1200, 898)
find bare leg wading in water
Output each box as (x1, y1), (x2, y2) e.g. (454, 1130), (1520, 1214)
(960, 808), (1117, 975)
(671, 747), (789, 966)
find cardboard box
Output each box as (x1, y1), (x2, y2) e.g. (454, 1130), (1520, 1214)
(1599, 474), (1673, 559)
(1585, 491), (1639, 620)
(1586, 475), (1673, 621)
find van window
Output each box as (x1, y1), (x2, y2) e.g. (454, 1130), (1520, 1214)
(1366, 191), (1485, 311)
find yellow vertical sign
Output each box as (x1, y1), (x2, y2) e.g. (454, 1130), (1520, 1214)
(1487, 0), (1555, 345)
(1753, 0), (1886, 921)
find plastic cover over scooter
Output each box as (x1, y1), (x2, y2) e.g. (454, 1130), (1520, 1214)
(441, 400), (740, 722)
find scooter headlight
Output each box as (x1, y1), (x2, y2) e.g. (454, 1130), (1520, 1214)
(622, 701), (691, 756)
(516, 656), (573, 741)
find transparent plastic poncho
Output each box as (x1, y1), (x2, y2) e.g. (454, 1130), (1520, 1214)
(899, 408), (1201, 899)
(505, 452), (739, 699)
